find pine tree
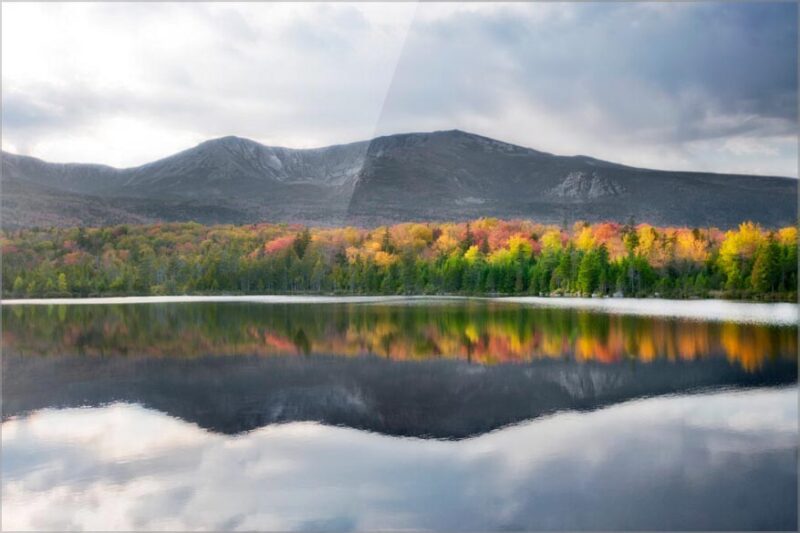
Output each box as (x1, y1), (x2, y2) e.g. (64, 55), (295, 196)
(12, 276), (24, 294)
(577, 250), (600, 295)
(460, 223), (475, 252)
(479, 236), (490, 255)
(514, 262), (526, 293)
(751, 236), (781, 293)
(400, 251), (417, 294)
(57, 273), (69, 294)
(311, 258), (326, 292)
(552, 251), (571, 293)
(380, 263), (399, 294)
(381, 227), (396, 254)
(781, 239), (798, 292)
(293, 228), (312, 259)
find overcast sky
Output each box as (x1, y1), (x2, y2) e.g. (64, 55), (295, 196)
(2, 2), (797, 176)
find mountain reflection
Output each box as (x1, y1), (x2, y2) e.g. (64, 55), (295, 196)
(3, 301), (796, 372)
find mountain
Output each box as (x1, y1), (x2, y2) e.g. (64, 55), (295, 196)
(2, 136), (371, 228)
(345, 130), (797, 227)
(2, 130), (796, 229)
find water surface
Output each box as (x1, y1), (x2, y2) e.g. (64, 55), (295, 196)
(2, 298), (797, 530)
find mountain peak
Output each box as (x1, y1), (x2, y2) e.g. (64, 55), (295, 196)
(202, 135), (257, 146)
(3, 129), (796, 230)
(195, 135), (265, 153)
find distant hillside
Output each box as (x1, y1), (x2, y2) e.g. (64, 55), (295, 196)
(3, 130), (796, 229)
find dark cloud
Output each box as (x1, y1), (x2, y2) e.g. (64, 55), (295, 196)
(376, 2), (796, 145)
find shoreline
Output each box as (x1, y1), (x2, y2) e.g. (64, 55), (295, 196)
(2, 294), (797, 325)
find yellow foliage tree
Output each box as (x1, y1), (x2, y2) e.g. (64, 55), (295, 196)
(675, 229), (709, 263)
(718, 222), (764, 288)
(507, 234), (533, 257)
(636, 225), (658, 261)
(463, 245), (481, 264)
(541, 229), (563, 254)
(434, 233), (459, 255)
(374, 251), (397, 267)
(777, 226), (797, 247)
(574, 226), (595, 251)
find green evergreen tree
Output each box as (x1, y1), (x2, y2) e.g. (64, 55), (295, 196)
(57, 273), (69, 293)
(311, 258), (326, 292)
(12, 276), (25, 294)
(551, 251), (571, 293)
(460, 223), (475, 252)
(751, 236), (781, 293)
(381, 227), (396, 253)
(293, 228), (311, 259)
(622, 216), (639, 256)
(577, 249), (600, 295)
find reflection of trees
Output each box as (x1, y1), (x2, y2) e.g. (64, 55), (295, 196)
(3, 303), (796, 373)
(720, 323), (789, 373)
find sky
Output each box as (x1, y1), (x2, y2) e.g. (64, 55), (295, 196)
(2, 2), (797, 177)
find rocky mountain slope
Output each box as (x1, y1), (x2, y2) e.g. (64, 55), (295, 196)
(2, 130), (796, 229)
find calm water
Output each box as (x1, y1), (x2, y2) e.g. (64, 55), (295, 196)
(2, 298), (797, 530)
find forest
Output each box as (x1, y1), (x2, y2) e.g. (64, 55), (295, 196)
(2, 218), (797, 300)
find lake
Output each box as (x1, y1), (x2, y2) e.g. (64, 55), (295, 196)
(2, 297), (797, 530)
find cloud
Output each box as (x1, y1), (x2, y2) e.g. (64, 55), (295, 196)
(1, 2), (796, 176)
(373, 2), (797, 175)
(1, 3), (417, 164)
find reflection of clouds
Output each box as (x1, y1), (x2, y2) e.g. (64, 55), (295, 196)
(3, 388), (797, 531)
(16, 404), (207, 459)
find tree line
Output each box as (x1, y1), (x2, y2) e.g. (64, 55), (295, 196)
(2, 218), (796, 300)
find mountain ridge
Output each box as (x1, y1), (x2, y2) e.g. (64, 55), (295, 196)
(7, 128), (793, 178)
(2, 129), (796, 229)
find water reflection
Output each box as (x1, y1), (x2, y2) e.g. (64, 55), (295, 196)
(3, 300), (797, 372)
(3, 388), (796, 531)
(3, 300), (797, 530)
(5, 350), (793, 438)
